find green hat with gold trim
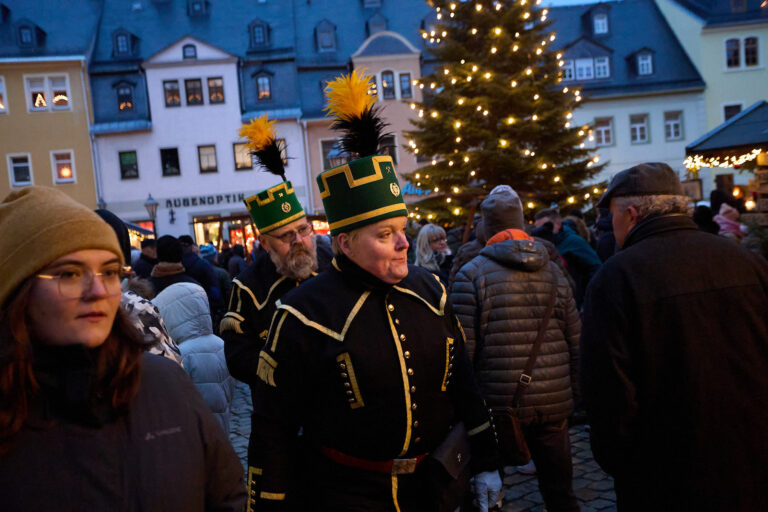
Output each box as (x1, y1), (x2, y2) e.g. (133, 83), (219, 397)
(319, 70), (407, 235)
(239, 115), (306, 233)
(318, 155), (406, 235)
(244, 181), (305, 233)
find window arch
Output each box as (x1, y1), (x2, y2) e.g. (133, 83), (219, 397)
(249, 19), (271, 49)
(253, 71), (274, 101)
(316, 20), (336, 52)
(182, 44), (197, 59)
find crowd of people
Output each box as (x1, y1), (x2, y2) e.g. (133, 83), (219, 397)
(1, 160), (767, 512)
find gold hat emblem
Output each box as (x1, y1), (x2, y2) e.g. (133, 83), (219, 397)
(390, 183), (400, 197)
(281, 202), (292, 213)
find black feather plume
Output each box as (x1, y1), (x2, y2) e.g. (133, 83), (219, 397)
(253, 138), (287, 182)
(330, 105), (391, 159)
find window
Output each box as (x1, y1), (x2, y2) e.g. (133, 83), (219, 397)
(664, 111), (683, 140)
(745, 37), (758, 67)
(8, 154), (32, 187)
(637, 54), (653, 75)
(164, 80), (181, 107)
(119, 150), (139, 179)
(726, 39), (740, 68)
(369, 75), (378, 98)
(322, 139), (347, 169)
(724, 104), (742, 121)
(185, 79), (203, 105)
(257, 75), (271, 100)
(116, 34), (129, 55)
(630, 114), (649, 144)
(379, 135), (398, 164)
(399, 73), (412, 99)
(18, 26), (33, 46)
(51, 150), (75, 184)
(363, 0), (381, 7)
(562, 60), (574, 81)
(0, 76), (6, 113)
(160, 148), (180, 176)
(381, 71), (395, 99)
(276, 138), (288, 165)
(188, 0), (209, 16)
(316, 21), (336, 52)
(250, 20), (270, 48)
(25, 75), (70, 112)
(594, 118), (613, 146)
(208, 77), (224, 103)
(368, 13), (387, 35)
(117, 85), (133, 112)
(198, 145), (217, 173)
(593, 13), (608, 34)
(595, 57), (610, 78)
(575, 58), (594, 80)
(233, 143), (253, 170)
(183, 44), (197, 59)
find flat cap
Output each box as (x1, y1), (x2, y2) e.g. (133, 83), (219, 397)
(597, 162), (683, 208)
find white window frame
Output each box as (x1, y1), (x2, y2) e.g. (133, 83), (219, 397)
(7, 153), (33, 187)
(562, 60), (574, 81)
(594, 118), (613, 147)
(637, 54), (653, 76)
(630, 114), (650, 144)
(723, 36), (760, 71)
(575, 58), (594, 80)
(595, 57), (610, 78)
(593, 13), (608, 35)
(50, 149), (76, 184)
(24, 73), (72, 112)
(0, 76), (7, 113)
(664, 111), (683, 141)
(743, 35), (760, 67)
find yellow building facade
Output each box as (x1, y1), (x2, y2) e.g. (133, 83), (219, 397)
(0, 58), (98, 207)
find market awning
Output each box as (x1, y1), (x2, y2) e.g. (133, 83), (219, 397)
(685, 101), (768, 170)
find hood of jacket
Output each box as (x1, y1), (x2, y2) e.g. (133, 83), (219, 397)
(479, 238), (549, 272)
(152, 282), (212, 343)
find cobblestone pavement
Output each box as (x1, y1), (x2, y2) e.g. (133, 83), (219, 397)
(229, 381), (615, 511)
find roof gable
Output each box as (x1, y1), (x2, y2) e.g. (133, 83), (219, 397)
(145, 34), (235, 64)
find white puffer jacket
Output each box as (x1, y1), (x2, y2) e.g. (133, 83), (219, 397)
(153, 283), (235, 433)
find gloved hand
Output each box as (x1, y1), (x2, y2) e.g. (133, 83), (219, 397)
(469, 470), (503, 511)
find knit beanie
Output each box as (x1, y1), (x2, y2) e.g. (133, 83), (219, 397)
(157, 235), (183, 263)
(0, 187), (124, 308)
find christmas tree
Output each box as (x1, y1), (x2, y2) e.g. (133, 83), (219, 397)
(405, 0), (605, 221)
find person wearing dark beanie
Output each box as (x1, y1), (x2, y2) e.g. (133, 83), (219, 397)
(151, 235), (200, 295)
(0, 186), (246, 511)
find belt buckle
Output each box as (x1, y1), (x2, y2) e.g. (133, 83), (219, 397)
(391, 457), (418, 474)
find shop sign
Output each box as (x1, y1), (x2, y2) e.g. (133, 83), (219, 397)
(164, 193), (246, 209)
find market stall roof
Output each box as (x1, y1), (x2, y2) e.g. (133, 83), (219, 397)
(125, 221), (153, 236)
(686, 101), (768, 157)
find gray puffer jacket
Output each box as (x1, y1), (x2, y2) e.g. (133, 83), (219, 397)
(451, 238), (580, 424)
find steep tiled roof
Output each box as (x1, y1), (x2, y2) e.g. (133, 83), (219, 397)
(670, 0), (768, 26)
(549, 0), (704, 98)
(0, 0), (102, 58)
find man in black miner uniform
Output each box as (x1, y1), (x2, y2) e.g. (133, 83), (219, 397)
(220, 116), (331, 512)
(250, 70), (501, 512)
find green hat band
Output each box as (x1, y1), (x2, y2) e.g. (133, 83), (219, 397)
(244, 181), (305, 233)
(317, 155), (408, 235)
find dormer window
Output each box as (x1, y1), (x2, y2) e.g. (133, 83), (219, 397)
(363, 0), (381, 7)
(595, 56), (610, 78)
(316, 20), (336, 52)
(249, 19), (271, 49)
(183, 44), (197, 59)
(637, 54), (653, 75)
(367, 13), (387, 35)
(112, 29), (137, 58)
(593, 13), (608, 35)
(187, 0), (209, 17)
(18, 26), (32, 46)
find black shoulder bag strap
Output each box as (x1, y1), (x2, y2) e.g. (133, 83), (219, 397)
(511, 284), (558, 408)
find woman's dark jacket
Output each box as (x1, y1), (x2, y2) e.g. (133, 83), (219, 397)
(451, 238), (580, 424)
(0, 348), (246, 511)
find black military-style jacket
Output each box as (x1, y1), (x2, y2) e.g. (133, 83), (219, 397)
(251, 255), (497, 509)
(220, 252), (308, 389)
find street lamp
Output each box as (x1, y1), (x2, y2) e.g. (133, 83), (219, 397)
(144, 194), (159, 239)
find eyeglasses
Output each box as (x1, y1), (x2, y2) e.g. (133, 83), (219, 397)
(36, 265), (125, 299)
(264, 223), (314, 244)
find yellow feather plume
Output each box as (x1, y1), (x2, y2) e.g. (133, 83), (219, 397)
(239, 115), (276, 152)
(324, 69), (376, 120)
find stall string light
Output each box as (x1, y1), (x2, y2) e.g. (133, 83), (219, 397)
(684, 149), (762, 171)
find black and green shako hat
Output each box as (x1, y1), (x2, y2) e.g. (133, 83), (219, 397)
(318, 155), (407, 235)
(244, 181), (305, 234)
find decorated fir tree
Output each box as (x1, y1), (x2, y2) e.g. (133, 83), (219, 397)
(405, 0), (605, 220)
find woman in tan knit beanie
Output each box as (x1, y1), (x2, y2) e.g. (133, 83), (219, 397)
(0, 187), (245, 510)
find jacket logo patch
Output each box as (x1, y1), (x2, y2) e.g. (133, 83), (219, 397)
(143, 426), (182, 441)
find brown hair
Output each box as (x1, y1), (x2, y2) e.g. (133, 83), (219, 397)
(0, 281), (144, 453)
